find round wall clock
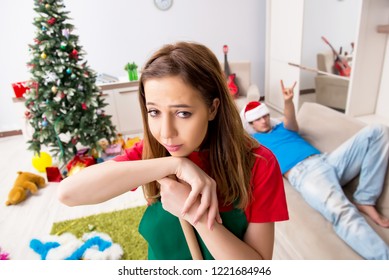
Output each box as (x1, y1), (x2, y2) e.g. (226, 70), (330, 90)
(154, 0), (173, 11)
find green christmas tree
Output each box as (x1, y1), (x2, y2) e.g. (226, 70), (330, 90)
(25, 0), (117, 165)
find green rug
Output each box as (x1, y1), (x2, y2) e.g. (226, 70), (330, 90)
(50, 205), (148, 260)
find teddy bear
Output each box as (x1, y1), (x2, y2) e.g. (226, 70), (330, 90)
(5, 171), (46, 206)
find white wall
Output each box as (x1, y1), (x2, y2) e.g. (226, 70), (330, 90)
(0, 0), (266, 132)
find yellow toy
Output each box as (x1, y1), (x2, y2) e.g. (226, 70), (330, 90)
(5, 171), (46, 206)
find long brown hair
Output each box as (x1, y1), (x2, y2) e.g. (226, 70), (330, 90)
(139, 41), (259, 209)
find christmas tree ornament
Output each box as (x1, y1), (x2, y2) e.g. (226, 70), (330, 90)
(41, 52), (47, 59)
(69, 49), (78, 60)
(66, 68), (72, 74)
(41, 26), (47, 31)
(70, 73), (76, 79)
(44, 72), (59, 85)
(45, 4), (51, 9)
(47, 18), (56, 25)
(25, 111), (32, 119)
(51, 86), (58, 93)
(42, 119), (48, 127)
(60, 42), (67, 50)
(62, 28), (70, 39)
(81, 103), (87, 110)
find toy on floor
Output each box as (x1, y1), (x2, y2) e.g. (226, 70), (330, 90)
(5, 171), (46, 206)
(29, 231), (123, 260)
(0, 246), (10, 260)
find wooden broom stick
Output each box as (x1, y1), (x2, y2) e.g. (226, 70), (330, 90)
(179, 218), (203, 260)
(166, 175), (203, 260)
(288, 62), (349, 81)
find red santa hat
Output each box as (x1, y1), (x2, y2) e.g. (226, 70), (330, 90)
(244, 101), (270, 122)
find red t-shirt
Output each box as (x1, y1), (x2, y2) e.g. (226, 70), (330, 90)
(113, 141), (289, 223)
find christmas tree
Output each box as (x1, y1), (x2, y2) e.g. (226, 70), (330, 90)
(25, 0), (117, 165)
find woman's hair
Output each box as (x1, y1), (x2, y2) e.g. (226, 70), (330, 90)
(139, 41), (259, 209)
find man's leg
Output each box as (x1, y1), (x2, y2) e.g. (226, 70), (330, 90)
(288, 156), (389, 259)
(326, 124), (389, 226)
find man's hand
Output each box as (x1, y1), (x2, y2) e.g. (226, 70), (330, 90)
(280, 80), (299, 132)
(280, 80), (297, 102)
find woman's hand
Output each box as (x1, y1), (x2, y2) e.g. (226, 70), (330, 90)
(164, 158), (222, 229)
(158, 177), (194, 222)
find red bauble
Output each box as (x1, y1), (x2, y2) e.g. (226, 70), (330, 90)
(81, 103), (87, 110)
(69, 49), (78, 60)
(47, 18), (56, 25)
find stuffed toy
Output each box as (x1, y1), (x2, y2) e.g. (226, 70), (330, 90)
(0, 246), (10, 260)
(5, 171), (46, 206)
(30, 231), (123, 260)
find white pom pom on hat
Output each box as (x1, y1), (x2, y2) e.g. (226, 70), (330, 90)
(244, 101), (270, 122)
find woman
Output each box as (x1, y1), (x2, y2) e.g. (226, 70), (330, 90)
(58, 41), (289, 260)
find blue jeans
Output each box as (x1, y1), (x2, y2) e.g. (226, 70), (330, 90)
(287, 124), (389, 259)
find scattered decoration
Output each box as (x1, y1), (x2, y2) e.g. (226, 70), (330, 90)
(124, 136), (141, 149)
(32, 151), (53, 172)
(30, 231), (123, 260)
(5, 171), (46, 206)
(11, 81), (38, 98)
(66, 149), (96, 177)
(46, 166), (63, 182)
(0, 247), (10, 260)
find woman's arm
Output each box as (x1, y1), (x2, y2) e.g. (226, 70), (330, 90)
(58, 157), (180, 206)
(58, 156), (220, 229)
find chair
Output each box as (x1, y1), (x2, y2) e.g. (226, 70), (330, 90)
(314, 51), (350, 111)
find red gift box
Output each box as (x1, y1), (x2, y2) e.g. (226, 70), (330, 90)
(66, 154), (96, 173)
(11, 81), (38, 98)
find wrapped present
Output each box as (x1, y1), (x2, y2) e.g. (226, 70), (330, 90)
(124, 136), (141, 149)
(46, 166), (63, 182)
(11, 81), (38, 98)
(66, 154), (96, 176)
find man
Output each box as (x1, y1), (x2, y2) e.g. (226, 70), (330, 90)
(240, 80), (389, 259)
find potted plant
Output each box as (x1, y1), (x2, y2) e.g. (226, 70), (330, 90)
(124, 62), (138, 81)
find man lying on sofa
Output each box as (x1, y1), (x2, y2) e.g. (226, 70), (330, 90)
(240, 80), (389, 260)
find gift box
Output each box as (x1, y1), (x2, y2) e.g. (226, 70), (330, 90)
(46, 166), (63, 182)
(104, 143), (122, 156)
(11, 81), (38, 98)
(66, 153), (96, 176)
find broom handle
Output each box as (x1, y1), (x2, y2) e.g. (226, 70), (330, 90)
(166, 175), (204, 260)
(179, 218), (203, 260)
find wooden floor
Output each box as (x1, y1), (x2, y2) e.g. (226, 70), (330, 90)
(0, 135), (147, 260)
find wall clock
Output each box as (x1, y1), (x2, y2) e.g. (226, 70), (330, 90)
(154, 0), (173, 11)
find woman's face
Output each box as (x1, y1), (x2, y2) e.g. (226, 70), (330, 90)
(144, 76), (219, 157)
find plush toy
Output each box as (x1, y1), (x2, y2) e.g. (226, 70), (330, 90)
(5, 171), (46, 206)
(30, 231), (123, 260)
(0, 246), (10, 260)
